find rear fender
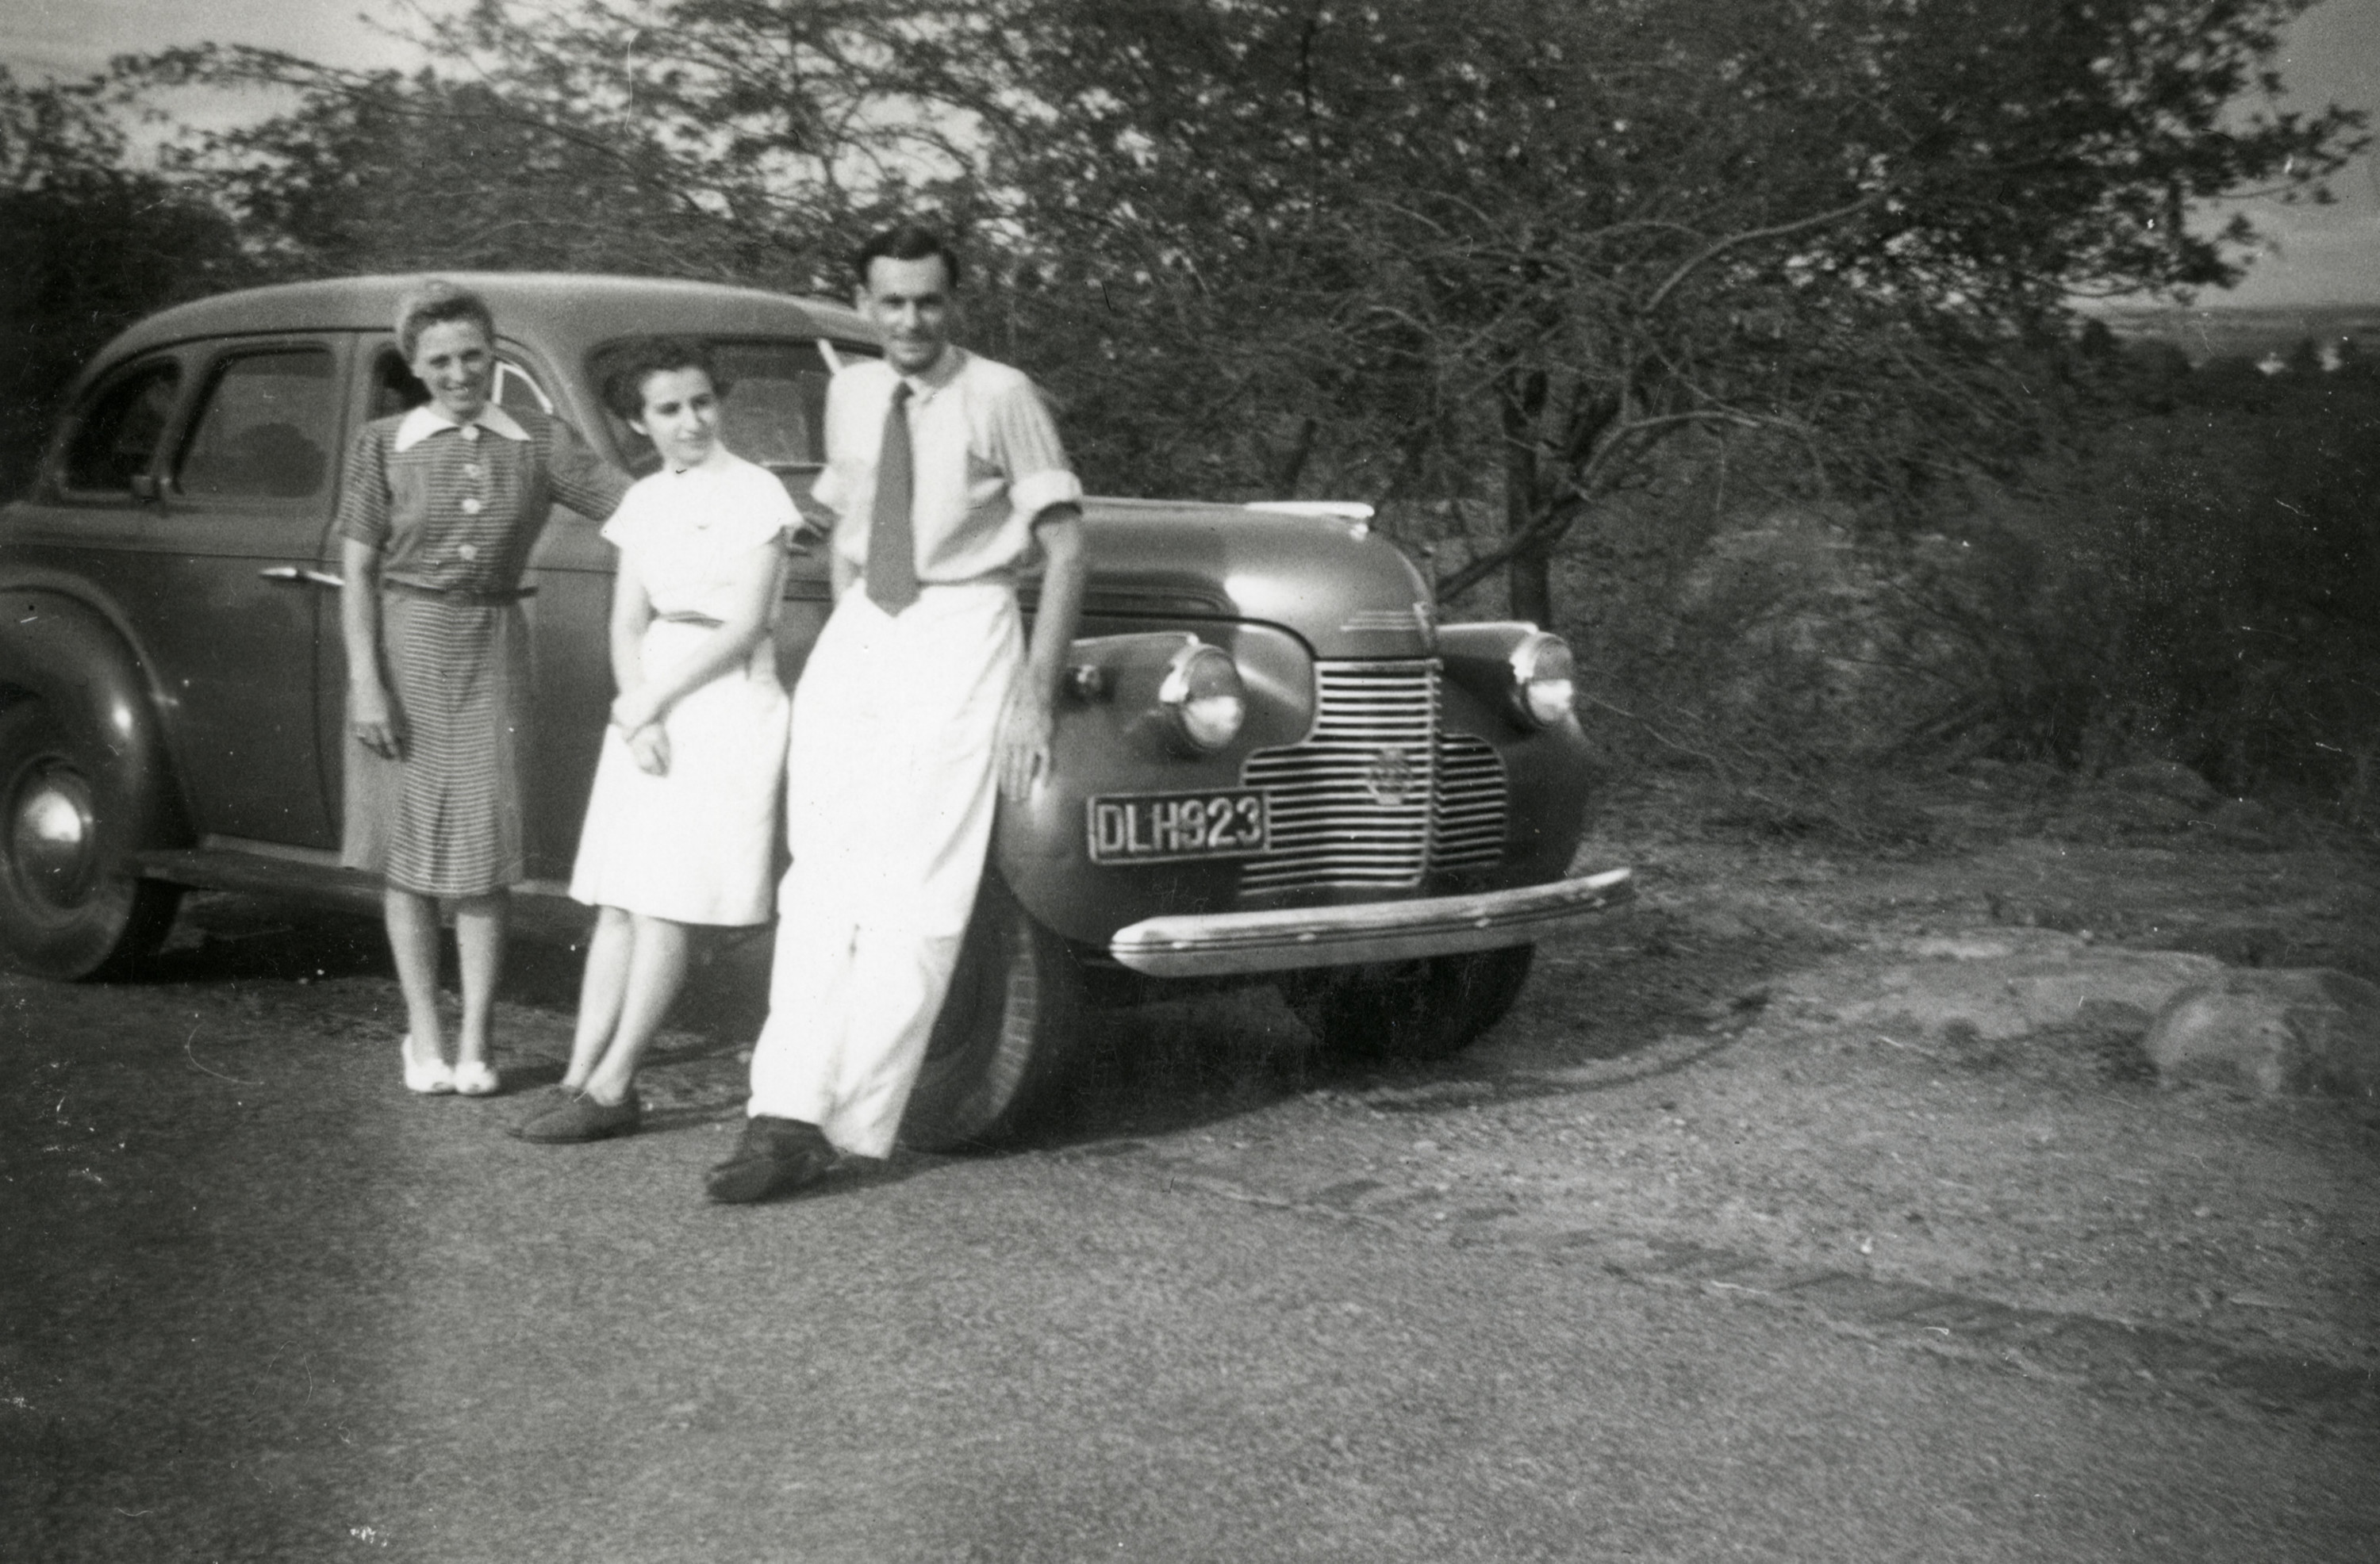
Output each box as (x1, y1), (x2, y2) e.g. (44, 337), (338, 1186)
(0, 586), (190, 850)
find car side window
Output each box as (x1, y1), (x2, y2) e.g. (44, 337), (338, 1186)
(493, 360), (554, 416)
(588, 337), (840, 477)
(367, 349), (551, 420)
(61, 360), (181, 496)
(370, 349), (428, 420)
(175, 347), (339, 500)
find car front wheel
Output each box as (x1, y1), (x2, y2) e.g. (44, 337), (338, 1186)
(0, 701), (181, 979)
(900, 873), (1085, 1152)
(1282, 945), (1537, 1061)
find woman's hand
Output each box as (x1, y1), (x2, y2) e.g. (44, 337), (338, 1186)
(350, 677), (405, 760)
(626, 723), (670, 776)
(611, 685), (663, 735)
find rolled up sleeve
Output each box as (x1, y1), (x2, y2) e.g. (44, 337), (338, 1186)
(990, 378), (1083, 528)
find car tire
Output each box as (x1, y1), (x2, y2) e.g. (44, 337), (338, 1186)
(900, 873), (1086, 1152)
(1284, 945), (1537, 1061)
(0, 700), (182, 979)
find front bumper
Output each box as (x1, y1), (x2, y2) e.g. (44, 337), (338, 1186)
(1107, 867), (1634, 979)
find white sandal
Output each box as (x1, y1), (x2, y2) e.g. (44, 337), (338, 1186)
(401, 1037), (455, 1095)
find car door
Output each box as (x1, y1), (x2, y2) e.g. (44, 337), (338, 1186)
(129, 336), (351, 849)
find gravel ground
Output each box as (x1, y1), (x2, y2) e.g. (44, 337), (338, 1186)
(1034, 765), (2380, 1382)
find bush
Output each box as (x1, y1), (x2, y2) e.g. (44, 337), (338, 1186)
(1904, 377), (2379, 820)
(1535, 372), (2378, 837)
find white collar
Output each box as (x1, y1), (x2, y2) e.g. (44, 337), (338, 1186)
(393, 403), (532, 453)
(892, 345), (965, 404)
(666, 443), (736, 479)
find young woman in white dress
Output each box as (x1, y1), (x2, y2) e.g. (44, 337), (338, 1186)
(516, 338), (795, 1142)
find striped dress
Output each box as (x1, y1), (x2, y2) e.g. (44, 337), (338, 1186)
(338, 404), (628, 897)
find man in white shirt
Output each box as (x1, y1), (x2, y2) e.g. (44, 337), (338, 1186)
(708, 224), (1088, 1202)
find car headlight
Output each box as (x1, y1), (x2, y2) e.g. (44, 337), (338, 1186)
(1157, 642), (1247, 753)
(1508, 632), (1576, 728)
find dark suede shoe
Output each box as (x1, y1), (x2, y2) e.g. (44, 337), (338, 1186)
(704, 1115), (837, 1204)
(514, 1090), (642, 1144)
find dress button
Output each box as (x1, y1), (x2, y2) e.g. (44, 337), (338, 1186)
(457, 543), (480, 562)
(464, 463), (482, 478)
(460, 496), (483, 516)
(461, 425), (482, 443)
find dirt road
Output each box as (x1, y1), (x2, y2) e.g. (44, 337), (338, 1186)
(5, 765), (2376, 1557)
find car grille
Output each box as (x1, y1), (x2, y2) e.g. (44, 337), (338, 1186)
(1432, 734), (1508, 868)
(1238, 661), (1508, 892)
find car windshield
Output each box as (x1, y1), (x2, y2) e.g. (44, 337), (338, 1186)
(590, 338), (875, 477)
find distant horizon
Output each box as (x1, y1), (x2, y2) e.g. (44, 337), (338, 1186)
(2094, 300), (2380, 316)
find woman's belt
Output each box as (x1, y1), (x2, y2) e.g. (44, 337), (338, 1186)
(655, 611), (724, 627)
(383, 578), (538, 607)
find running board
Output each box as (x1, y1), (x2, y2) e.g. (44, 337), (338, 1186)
(132, 846), (597, 942)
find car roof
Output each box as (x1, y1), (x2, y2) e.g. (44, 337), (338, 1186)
(95, 272), (876, 369)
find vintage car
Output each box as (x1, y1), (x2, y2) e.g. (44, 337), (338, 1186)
(0, 274), (1631, 1147)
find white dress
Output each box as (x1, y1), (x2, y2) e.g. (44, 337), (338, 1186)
(569, 449), (794, 926)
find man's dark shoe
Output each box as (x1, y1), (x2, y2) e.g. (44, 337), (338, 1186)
(514, 1090), (642, 1144)
(704, 1115), (837, 1204)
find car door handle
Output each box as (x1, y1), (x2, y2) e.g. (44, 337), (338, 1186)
(258, 566), (346, 588)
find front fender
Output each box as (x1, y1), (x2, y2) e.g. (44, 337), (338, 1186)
(0, 586), (190, 851)
(1438, 621), (1592, 882)
(996, 621), (1313, 948)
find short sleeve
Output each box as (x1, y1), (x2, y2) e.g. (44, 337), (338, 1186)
(546, 415), (631, 521)
(711, 463), (798, 553)
(988, 374), (1083, 523)
(598, 474), (661, 554)
(336, 424), (392, 548)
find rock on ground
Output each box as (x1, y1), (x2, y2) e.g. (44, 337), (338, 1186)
(2144, 968), (2380, 1099)
(1803, 930), (2222, 1041)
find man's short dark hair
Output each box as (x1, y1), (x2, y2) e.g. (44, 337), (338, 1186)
(852, 224), (963, 291)
(601, 335), (721, 421)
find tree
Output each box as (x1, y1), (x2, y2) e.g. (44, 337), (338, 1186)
(129, 2), (985, 291)
(119, 1), (2365, 623)
(0, 67), (254, 496)
(939, 0), (2366, 615)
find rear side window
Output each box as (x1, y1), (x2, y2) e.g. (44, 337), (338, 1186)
(62, 361), (181, 495)
(589, 338), (845, 476)
(175, 347), (339, 500)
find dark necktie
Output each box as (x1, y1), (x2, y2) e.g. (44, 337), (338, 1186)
(866, 381), (919, 614)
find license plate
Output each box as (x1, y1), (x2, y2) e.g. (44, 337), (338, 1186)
(1088, 790), (1270, 864)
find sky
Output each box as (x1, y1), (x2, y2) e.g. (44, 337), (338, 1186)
(2, 0), (2374, 305)
(0, 0), (447, 78)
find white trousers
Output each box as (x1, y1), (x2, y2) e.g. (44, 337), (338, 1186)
(745, 583), (1022, 1156)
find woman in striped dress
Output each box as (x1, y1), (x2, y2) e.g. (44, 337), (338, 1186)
(340, 280), (628, 1097)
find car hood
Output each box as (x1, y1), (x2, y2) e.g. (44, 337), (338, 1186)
(1071, 497), (1439, 660)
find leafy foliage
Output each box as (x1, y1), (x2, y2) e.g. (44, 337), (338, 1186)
(19, 1), (2372, 817)
(129, 2), (991, 289)
(1917, 369), (2380, 818)
(937, 0), (2363, 615)
(0, 68), (253, 497)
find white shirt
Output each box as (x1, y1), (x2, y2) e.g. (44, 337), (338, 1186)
(601, 447), (796, 624)
(812, 347), (1084, 586)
